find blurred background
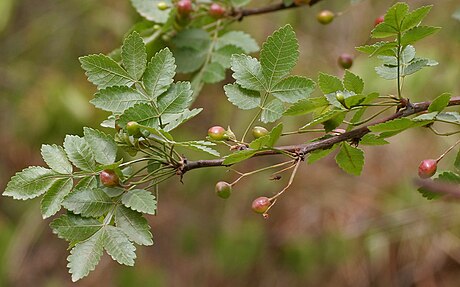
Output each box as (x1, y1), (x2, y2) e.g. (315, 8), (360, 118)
(1, 0), (460, 286)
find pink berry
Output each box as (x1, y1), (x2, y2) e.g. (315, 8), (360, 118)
(251, 197), (271, 214)
(338, 53), (353, 69)
(418, 159), (437, 179)
(177, 0), (193, 15)
(374, 16), (384, 26)
(209, 3), (225, 18)
(100, 169), (120, 187)
(208, 126), (226, 141)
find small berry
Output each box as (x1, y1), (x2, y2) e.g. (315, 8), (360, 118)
(251, 197), (271, 214)
(252, 126), (269, 139)
(338, 53), (353, 69)
(335, 91), (347, 108)
(317, 10), (335, 25)
(374, 15), (384, 26)
(208, 126), (227, 141)
(209, 3), (225, 18)
(215, 181), (232, 199)
(157, 1), (169, 10)
(100, 169), (120, 187)
(418, 159), (437, 179)
(126, 121), (141, 137)
(177, 0), (193, 15)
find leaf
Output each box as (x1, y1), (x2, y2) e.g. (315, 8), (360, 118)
(271, 76), (315, 103)
(249, 135), (271, 150)
(215, 31), (259, 53)
(67, 229), (105, 282)
(103, 226), (136, 266)
(260, 24), (298, 89)
(121, 31), (147, 81)
(177, 141), (220, 157)
(261, 99), (284, 123)
(172, 29), (210, 73)
(283, 97), (329, 116)
(64, 135), (96, 172)
(359, 134), (389, 145)
(318, 73), (344, 94)
(267, 123), (283, 147)
(436, 112), (460, 124)
(402, 58), (429, 76)
(224, 83), (261, 110)
(307, 145), (338, 164)
(371, 23), (398, 38)
(401, 26), (441, 46)
(50, 213), (102, 242)
(401, 5), (432, 32)
(212, 45), (245, 69)
(335, 143), (364, 176)
(323, 112), (346, 132)
(343, 70), (364, 94)
(382, 2), (409, 32)
(118, 103), (160, 128)
(122, 189), (157, 215)
(63, 188), (113, 217)
(375, 65), (398, 80)
(83, 128), (117, 165)
(91, 86), (146, 114)
(455, 149), (460, 171)
(173, 47), (207, 73)
(356, 41), (397, 57)
(3, 166), (58, 200)
(163, 108), (202, 131)
(223, 149), (258, 165)
(300, 109), (345, 130)
(369, 118), (414, 133)
(75, 176), (98, 190)
(157, 82), (192, 115)
(115, 206), (153, 246)
(41, 178), (73, 219)
(202, 62), (225, 84)
(130, 0), (172, 23)
(428, 93), (451, 113)
(230, 54), (266, 91)
(41, 144), (73, 174)
(79, 54), (134, 89)
(143, 48), (176, 100)
(412, 112), (438, 121)
(172, 28), (210, 50)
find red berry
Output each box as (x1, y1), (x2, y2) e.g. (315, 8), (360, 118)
(338, 53), (353, 69)
(215, 181), (232, 199)
(209, 3), (225, 18)
(251, 197), (271, 214)
(177, 0), (193, 15)
(208, 126), (226, 141)
(418, 159), (437, 179)
(317, 10), (334, 25)
(100, 169), (120, 187)
(374, 15), (384, 26)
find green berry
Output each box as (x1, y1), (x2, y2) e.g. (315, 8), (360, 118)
(317, 10), (334, 25)
(126, 121), (141, 137)
(100, 169), (120, 187)
(157, 1), (169, 10)
(252, 126), (269, 139)
(215, 181), (232, 199)
(251, 197), (271, 214)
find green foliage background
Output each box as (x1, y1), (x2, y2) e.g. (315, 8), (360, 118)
(0, 0), (459, 286)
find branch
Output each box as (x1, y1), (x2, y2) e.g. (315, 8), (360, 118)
(415, 179), (460, 198)
(182, 97), (460, 173)
(231, 0), (325, 20)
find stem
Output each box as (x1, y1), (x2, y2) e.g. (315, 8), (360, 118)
(436, 139), (460, 162)
(281, 129), (325, 136)
(397, 32), (402, 99)
(241, 93), (268, 142)
(231, 160), (295, 186)
(269, 158), (302, 201)
(345, 106), (394, 126)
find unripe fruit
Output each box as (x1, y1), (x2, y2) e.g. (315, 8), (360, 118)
(418, 159), (437, 179)
(126, 121), (141, 137)
(317, 10), (334, 25)
(208, 126), (226, 141)
(100, 169), (119, 187)
(335, 91), (347, 108)
(252, 126), (269, 139)
(374, 15), (384, 26)
(338, 53), (353, 69)
(157, 1), (169, 10)
(177, 0), (193, 15)
(209, 3), (225, 18)
(215, 181), (232, 199)
(252, 197), (271, 214)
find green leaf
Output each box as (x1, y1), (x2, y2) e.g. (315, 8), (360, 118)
(343, 70), (364, 94)
(163, 108), (202, 131)
(79, 54), (134, 89)
(383, 2), (409, 32)
(172, 28), (210, 50)
(212, 45), (245, 69)
(121, 31), (147, 81)
(402, 58), (429, 76)
(67, 229), (105, 282)
(401, 26), (440, 46)
(177, 141), (220, 157)
(157, 82), (192, 115)
(75, 176), (98, 190)
(412, 111), (438, 121)
(455, 149), (460, 171)
(172, 29), (210, 73)
(122, 189), (157, 215)
(83, 128), (117, 165)
(64, 135), (96, 171)
(436, 112), (460, 124)
(261, 99), (284, 123)
(118, 103), (160, 129)
(344, 94), (367, 108)
(323, 112), (346, 132)
(260, 24), (298, 89)
(401, 5), (432, 32)
(428, 93), (451, 113)
(249, 135), (271, 150)
(371, 23), (398, 38)
(356, 41), (397, 57)
(91, 86), (146, 114)
(202, 62), (225, 84)
(300, 109), (345, 130)
(335, 143), (364, 176)
(143, 48), (176, 100)
(50, 213), (102, 242)
(224, 83), (261, 110)
(375, 65), (397, 80)
(173, 47), (207, 73)
(115, 206), (153, 246)
(283, 97), (329, 116)
(41, 178), (73, 219)
(215, 31), (259, 53)
(103, 225), (136, 266)
(41, 144), (73, 174)
(3, 166), (58, 200)
(307, 145), (338, 164)
(318, 73), (344, 94)
(369, 118), (414, 133)
(223, 149), (258, 165)
(267, 123), (283, 147)
(63, 188), (113, 217)
(230, 54), (266, 91)
(130, 0), (171, 23)
(359, 134), (389, 145)
(271, 76), (315, 103)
